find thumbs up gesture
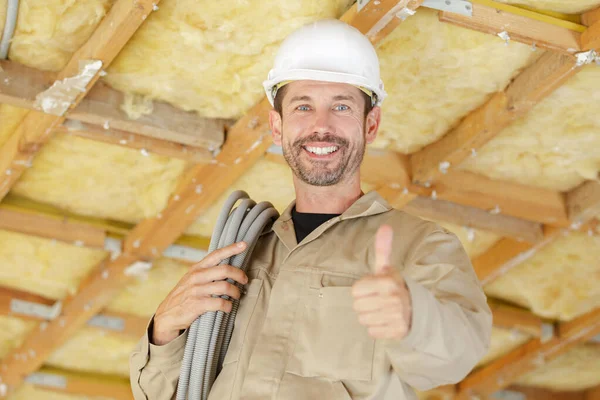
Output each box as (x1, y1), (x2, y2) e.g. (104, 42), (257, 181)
(351, 225), (412, 340)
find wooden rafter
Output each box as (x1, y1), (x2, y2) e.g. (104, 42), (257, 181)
(0, 60), (226, 150)
(0, 0), (163, 202)
(581, 17), (600, 50)
(587, 384), (600, 400)
(0, 1), (420, 393)
(567, 180), (600, 225)
(503, 386), (586, 400)
(456, 307), (600, 399)
(57, 121), (212, 163)
(438, 0), (584, 53)
(489, 301), (544, 338)
(0, 286), (146, 340)
(0, 207), (106, 249)
(582, 7), (600, 27)
(403, 196), (544, 243)
(25, 367), (132, 400)
(410, 51), (579, 186)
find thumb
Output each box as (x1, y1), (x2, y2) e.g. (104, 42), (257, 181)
(374, 224), (394, 275)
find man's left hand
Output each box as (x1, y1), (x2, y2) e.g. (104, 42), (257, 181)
(351, 225), (412, 340)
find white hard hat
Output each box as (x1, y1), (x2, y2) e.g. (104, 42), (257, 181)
(263, 19), (387, 107)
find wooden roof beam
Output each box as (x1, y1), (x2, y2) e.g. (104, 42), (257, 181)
(582, 7), (600, 27)
(586, 384), (600, 400)
(489, 301), (544, 338)
(0, 286), (146, 340)
(0, 1), (421, 393)
(500, 386), (586, 400)
(581, 15), (600, 50)
(0, 59), (226, 150)
(567, 180), (600, 225)
(438, 0), (584, 53)
(456, 306), (600, 399)
(0, 207), (106, 249)
(410, 51), (579, 187)
(57, 120), (212, 163)
(403, 196), (544, 243)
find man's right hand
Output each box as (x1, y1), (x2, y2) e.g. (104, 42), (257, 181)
(152, 241), (249, 346)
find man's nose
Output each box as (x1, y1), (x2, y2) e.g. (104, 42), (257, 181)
(312, 108), (333, 135)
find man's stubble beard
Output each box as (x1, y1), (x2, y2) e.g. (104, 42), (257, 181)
(282, 129), (366, 187)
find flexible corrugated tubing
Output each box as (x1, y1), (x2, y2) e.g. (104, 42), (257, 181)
(176, 190), (279, 400)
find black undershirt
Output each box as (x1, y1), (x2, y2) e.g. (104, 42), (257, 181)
(291, 207), (340, 243)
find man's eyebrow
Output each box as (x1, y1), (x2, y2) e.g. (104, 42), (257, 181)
(288, 95), (312, 103)
(333, 95), (357, 102)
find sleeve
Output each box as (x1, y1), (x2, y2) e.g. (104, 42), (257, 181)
(130, 315), (188, 400)
(384, 226), (493, 391)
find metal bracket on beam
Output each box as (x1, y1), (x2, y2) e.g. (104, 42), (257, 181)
(357, 0), (372, 12)
(541, 322), (555, 343)
(422, 0), (473, 16)
(25, 372), (67, 389)
(491, 390), (526, 400)
(10, 299), (62, 320)
(87, 314), (125, 332)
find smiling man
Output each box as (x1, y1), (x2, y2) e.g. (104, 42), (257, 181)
(130, 19), (492, 400)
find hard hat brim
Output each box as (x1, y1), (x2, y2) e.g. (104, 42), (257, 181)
(263, 68), (386, 107)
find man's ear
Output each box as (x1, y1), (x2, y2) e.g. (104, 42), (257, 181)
(365, 106), (381, 145)
(269, 109), (283, 146)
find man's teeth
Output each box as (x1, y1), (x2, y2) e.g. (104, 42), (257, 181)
(305, 146), (338, 155)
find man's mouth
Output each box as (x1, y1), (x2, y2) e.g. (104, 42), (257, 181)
(302, 145), (340, 156)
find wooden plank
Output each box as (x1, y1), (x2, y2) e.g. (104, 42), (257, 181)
(0, 0), (162, 203)
(410, 52), (578, 185)
(0, 285), (146, 339)
(341, 0), (424, 44)
(0, 207), (106, 249)
(581, 20), (600, 50)
(68, 80), (227, 149)
(58, 120), (212, 163)
(567, 180), (600, 224)
(0, 2), (415, 393)
(0, 60), (225, 150)
(472, 226), (561, 285)
(403, 196), (544, 243)
(489, 301), (544, 337)
(582, 8), (600, 27)
(439, 1), (582, 53)
(434, 170), (569, 227)
(25, 367), (132, 400)
(456, 307), (600, 399)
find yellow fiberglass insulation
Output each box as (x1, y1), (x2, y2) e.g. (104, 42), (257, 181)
(0, 229), (107, 299)
(186, 158), (296, 237)
(0, 315), (36, 359)
(11, 133), (187, 223)
(484, 231), (600, 321)
(45, 327), (137, 378)
(461, 65), (600, 191)
(498, 0), (600, 13)
(10, 383), (115, 400)
(6, 0), (113, 72)
(372, 8), (539, 154)
(107, 258), (190, 318)
(516, 344), (600, 391)
(477, 327), (531, 366)
(0, 104), (29, 148)
(103, 0), (354, 119)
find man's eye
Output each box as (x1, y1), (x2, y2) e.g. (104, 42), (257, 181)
(334, 104), (350, 111)
(297, 105), (310, 111)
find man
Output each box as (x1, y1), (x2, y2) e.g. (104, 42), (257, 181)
(130, 19), (492, 400)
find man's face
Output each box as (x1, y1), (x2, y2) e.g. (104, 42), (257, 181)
(270, 81), (379, 187)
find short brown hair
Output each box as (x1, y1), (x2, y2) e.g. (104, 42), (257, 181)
(274, 85), (374, 118)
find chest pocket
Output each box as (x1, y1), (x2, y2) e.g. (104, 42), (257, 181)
(286, 273), (375, 382)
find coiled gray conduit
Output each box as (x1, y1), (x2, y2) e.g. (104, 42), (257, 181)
(176, 191), (280, 400)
